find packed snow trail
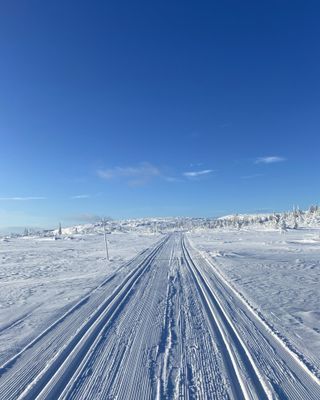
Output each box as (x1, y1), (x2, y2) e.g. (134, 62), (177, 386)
(0, 234), (319, 399)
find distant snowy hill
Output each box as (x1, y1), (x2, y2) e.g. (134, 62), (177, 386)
(51, 217), (206, 237)
(216, 205), (320, 231)
(48, 206), (320, 237)
(3, 205), (320, 238)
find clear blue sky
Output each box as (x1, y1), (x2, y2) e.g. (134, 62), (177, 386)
(0, 0), (319, 229)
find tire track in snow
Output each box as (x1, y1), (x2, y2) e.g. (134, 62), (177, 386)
(184, 235), (320, 400)
(0, 236), (168, 400)
(155, 266), (180, 399)
(66, 235), (174, 400)
(66, 233), (228, 399)
(1, 233), (318, 399)
(154, 234), (229, 400)
(182, 238), (273, 400)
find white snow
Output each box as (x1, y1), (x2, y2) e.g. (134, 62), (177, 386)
(188, 227), (320, 374)
(0, 232), (160, 362)
(0, 228), (319, 399)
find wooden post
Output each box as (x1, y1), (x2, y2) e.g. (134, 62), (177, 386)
(103, 218), (109, 261)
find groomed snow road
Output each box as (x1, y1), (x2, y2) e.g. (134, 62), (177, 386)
(0, 233), (319, 399)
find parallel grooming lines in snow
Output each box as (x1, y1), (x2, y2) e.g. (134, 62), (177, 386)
(0, 233), (319, 399)
(184, 235), (320, 399)
(0, 237), (169, 399)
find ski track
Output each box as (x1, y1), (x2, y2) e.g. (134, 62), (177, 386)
(0, 233), (319, 399)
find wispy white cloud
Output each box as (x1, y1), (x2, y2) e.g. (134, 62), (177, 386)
(70, 194), (91, 199)
(255, 156), (286, 164)
(97, 162), (161, 186)
(98, 163), (216, 184)
(183, 169), (214, 178)
(0, 196), (47, 201)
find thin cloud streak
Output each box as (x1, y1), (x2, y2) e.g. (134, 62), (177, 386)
(0, 196), (47, 201)
(255, 156), (286, 164)
(97, 162), (160, 179)
(71, 194), (91, 199)
(97, 162), (161, 186)
(183, 169), (214, 178)
(98, 163), (216, 185)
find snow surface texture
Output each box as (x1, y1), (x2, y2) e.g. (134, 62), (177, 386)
(0, 229), (319, 399)
(0, 232), (160, 363)
(188, 228), (320, 377)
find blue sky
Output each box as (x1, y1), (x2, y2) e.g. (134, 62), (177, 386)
(0, 0), (319, 229)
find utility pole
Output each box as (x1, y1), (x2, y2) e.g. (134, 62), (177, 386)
(102, 218), (109, 261)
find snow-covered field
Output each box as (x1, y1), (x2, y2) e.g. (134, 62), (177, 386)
(0, 225), (319, 399)
(188, 227), (320, 375)
(0, 232), (160, 363)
